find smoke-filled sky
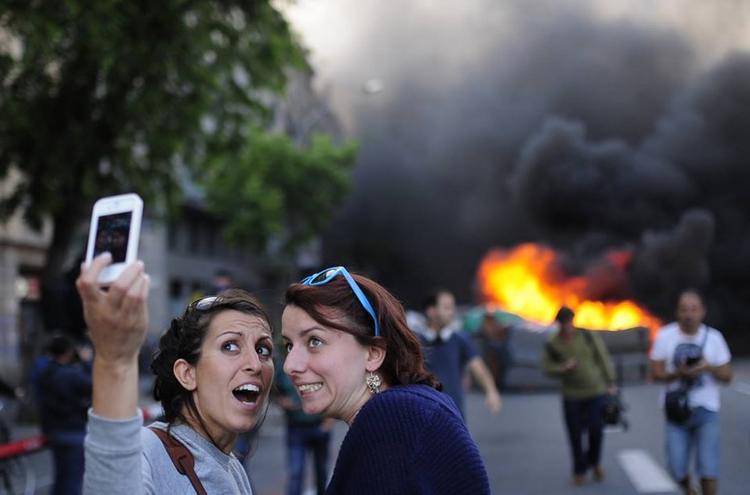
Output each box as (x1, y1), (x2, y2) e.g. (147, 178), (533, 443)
(283, 0), (750, 346)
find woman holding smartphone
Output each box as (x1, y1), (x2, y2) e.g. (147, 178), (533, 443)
(281, 266), (491, 494)
(77, 254), (273, 494)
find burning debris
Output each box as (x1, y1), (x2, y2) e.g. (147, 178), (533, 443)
(306, 2), (750, 346)
(477, 243), (662, 335)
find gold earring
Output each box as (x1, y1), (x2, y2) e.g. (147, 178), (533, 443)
(366, 371), (382, 394)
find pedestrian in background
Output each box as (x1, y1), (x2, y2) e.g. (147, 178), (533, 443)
(275, 365), (332, 495)
(282, 266), (491, 494)
(649, 289), (732, 495)
(211, 268), (234, 296)
(33, 333), (92, 495)
(479, 311), (511, 391)
(413, 289), (501, 418)
(543, 306), (616, 486)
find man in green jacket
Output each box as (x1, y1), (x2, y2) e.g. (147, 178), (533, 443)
(543, 306), (616, 486)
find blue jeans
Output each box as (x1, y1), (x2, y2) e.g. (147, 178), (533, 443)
(665, 406), (719, 481)
(286, 424), (331, 495)
(563, 395), (606, 475)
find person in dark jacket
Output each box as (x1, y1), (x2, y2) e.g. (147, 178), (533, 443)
(34, 334), (93, 495)
(413, 290), (502, 418)
(282, 266), (491, 495)
(275, 367), (332, 495)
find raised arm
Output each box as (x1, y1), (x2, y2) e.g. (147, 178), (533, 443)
(76, 253), (150, 419)
(78, 254), (152, 495)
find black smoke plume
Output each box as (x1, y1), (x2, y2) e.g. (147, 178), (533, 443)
(314, 1), (750, 350)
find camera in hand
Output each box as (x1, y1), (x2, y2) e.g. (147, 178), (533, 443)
(684, 355), (702, 366)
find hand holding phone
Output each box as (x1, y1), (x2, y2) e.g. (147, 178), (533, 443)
(76, 253), (150, 419)
(84, 193), (143, 284)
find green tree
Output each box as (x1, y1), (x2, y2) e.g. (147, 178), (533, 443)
(0, 1), (321, 283)
(201, 128), (358, 255)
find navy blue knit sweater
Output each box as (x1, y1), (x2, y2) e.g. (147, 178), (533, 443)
(326, 384), (491, 494)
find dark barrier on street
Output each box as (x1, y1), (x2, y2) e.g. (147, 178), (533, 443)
(501, 326), (651, 390)
(597, 327), (651, 382)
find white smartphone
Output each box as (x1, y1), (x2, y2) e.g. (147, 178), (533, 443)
(84, 193), (144, 284)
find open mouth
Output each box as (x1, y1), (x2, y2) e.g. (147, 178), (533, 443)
(233, 383), (261, 404)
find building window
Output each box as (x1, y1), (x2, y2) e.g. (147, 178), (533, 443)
(167, 220), (179, 252)
(168, 278), (184, 318)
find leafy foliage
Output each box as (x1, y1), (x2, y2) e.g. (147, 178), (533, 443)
(0, 1), (358, 277)
(0, 0), (306, 230)
(201, 128), (358, 254)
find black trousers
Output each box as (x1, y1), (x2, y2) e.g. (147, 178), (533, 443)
(563, 394), (606, 475)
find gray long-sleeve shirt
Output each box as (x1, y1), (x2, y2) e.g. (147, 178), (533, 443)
(84, 410), (253, 494)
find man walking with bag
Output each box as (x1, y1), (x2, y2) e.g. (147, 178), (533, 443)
(543, 306), (617, 486)
(649, 289), (732, 495)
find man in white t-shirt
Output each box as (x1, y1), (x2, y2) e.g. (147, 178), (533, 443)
(649, 290), (732, 495)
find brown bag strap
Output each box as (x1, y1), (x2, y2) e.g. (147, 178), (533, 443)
(149, 426), (208, 495)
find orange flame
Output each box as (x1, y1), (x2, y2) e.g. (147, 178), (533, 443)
(477, 243), (661, 332)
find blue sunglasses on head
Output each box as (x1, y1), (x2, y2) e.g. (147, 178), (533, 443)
(300, 266), (381, 337)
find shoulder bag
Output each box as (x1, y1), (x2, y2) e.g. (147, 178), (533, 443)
(664, 328), (709, 424)
(664, 386), (691, 424)
(583, 331), (627, 428)
(149, 426), (207, 495)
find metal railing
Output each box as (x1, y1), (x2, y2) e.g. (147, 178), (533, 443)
(0, 399), (46, 495)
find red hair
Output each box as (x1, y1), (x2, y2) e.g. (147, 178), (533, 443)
(285, 273), (440, 390)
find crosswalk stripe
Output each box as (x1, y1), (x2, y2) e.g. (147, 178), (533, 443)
(618, 449), (677, 493)
(731, 381), (750, 397)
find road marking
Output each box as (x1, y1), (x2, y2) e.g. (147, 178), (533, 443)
(618, 449), (677, 493)
(731, 381), (750, 397)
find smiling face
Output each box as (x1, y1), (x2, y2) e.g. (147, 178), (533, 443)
(174, 309), (274, 451)
(281, 304), (383, 424)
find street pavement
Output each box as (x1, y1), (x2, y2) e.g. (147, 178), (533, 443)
(468, 358), (750, 495)
(13, 358), (750, 494)
(249, 358), (750, 494)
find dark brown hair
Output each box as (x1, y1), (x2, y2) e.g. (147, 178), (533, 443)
(555, 305), (575, 324)
(421, 288), (453, 311)
(677, 288), (705, 307)
(151, 289), (272, 440)
(285, 272), (440, 390)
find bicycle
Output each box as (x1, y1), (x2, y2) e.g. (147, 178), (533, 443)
(0, 397), (41, 495)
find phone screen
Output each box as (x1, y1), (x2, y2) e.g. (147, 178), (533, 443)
(93, 212), (132, 263)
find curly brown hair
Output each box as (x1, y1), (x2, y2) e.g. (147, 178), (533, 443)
(151, 289), (272, 444)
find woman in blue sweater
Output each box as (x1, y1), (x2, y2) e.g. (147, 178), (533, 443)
(282, 266), (491, 494)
